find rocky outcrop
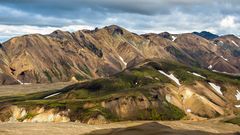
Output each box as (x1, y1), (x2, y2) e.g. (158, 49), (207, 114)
(86, 114), (108, 125)
(101, 95), (151, 119)
(0, 106), (70, 122)
(100, 83), (228, 120)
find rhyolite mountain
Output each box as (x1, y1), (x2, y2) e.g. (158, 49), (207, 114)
(0, 25), (240, 85)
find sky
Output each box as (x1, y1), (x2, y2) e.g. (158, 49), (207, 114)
(0, 0), (240, 42)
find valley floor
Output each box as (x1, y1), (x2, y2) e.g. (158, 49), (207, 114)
(0, 119), (239, 135)
(0, 82), (74, 97)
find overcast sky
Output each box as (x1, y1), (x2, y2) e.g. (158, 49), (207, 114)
(0, 0), (240, 42)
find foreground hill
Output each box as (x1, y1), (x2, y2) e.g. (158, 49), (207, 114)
(0, 25), (239, 84)
(0, 60), (239, 123)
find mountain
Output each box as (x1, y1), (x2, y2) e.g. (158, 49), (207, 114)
(0, 25), (239, 85)
(0, 60), (239, 123)
(193, 31), (219, 40)
(0, 26), (239, 123)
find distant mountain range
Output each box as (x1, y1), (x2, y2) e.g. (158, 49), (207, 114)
(193, 31), (219, 40)
(0, 25), (239, 85)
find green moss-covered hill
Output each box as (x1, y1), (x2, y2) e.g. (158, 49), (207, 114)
(0, 60), (239, 123)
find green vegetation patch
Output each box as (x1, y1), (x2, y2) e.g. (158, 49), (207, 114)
(43, 70), (53, 83)
(137, 101), (186, 121)
(152, 60), (240, 86)
(17, 113), (37, 122)
(116, 66), (172, 87)
(78, 105), (119, 122)
(225, 116), (240, 126)
(75, 74), (85, 81)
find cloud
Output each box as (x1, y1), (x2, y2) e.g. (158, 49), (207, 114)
(220, 16), (236, 28)
(0, 24), (94, 43)
(0, 5), (88, 26)
(0, 0), (240, 41)
(1, 0), (239, 16)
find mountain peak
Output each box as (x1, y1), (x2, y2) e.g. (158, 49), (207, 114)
(158, 32), (172, 39)
(50, 30), (70, 35)
(104, 24), (123, 29)
(49, 29), (73, 39)
(103, 25), (126, 35)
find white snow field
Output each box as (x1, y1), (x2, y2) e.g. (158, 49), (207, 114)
(158, 70), (181, 86)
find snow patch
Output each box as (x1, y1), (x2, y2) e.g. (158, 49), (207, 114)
(187, 71), (206, 79)
(232, 40), (239, 47)
(16, 79), (31, 85)
(186, 109), (192, 113)
(44, 92), (61, 99)
(208, 82), (223, 95)
(23, 83), (31, 85)
(171, 36), (177, 41)
(212, 70), (227, 74)
(220, 56), (228, 61)
(119, 56), (127, 66)
(235, 90), (240, 100)
(165, 95), (171, 103)
(212, 70), (235, 75)
(235, 105), (240, 108)
(17, 79), (23, 85)
(158, 70), (181, 86)
(208, 65), (213, 69)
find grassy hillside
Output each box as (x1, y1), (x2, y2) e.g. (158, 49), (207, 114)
(225, 116), (240, 126)
(0, 60), (239, 123)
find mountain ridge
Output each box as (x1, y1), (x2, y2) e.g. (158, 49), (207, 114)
(0, 25), (239, 85)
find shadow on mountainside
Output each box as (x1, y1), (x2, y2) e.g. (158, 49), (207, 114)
(86, 122), (240, 135)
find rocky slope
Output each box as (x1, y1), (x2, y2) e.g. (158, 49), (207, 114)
(0, 25), (239, 85)
(0, 60), (239, 123)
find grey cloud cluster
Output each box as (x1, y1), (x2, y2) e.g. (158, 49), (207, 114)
(0, 0), (240, 42)
(1, 0), (239, 16)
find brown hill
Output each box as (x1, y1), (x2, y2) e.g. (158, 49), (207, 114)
(0, 25), (239, 84)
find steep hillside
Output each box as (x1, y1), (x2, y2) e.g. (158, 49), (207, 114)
(212, 35), (240, 72)
(175, 33), (240, 74)
(0, 60), (239, 123)
(0, 25), (240, 85)
(1, 25), (145, 84)
(0, 44), (18, 84)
